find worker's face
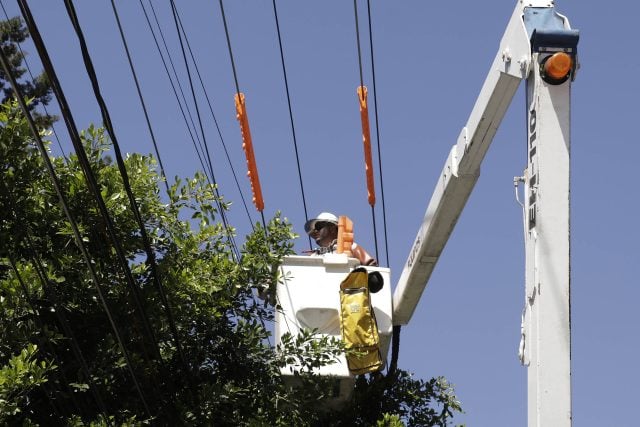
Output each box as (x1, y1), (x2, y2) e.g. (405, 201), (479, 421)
(308, 221), (337, 247)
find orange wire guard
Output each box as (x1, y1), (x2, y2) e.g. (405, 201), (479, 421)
(357, 86), (376, 206)
(235, 93), (264, 212)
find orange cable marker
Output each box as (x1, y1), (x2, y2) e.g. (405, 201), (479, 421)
(357, 86), (375, 206)
(234, 93), (264, 212)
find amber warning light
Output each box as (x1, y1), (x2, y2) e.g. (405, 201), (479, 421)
(541, 52), (573, 84)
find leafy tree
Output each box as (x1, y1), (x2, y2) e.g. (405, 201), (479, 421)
(0, 16), (55, 127)
(0, 98), (462, 424)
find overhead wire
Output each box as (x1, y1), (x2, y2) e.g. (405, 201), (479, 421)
(138, 0), (211, 185)
(169, 0), (242, 262)
(20, 230), (110, 418)
(64, 0), (192, 384)
(107, 0), (169, 194)
(167, 0), (218, 189)
(7, 256), (77, 419)
(0, 31), (153, 417)
(173, 7), (255, 229)
(363, 0), (400, 377)
(353, 0), (365, 93)
(167, 4), (216, 190)
(353, 0), (380, 262)
(218, 0), (268, 231)
(216, 1), (276, 345)
(355, 0), (399, 375)
(0, 0), (66, 160)
(218, 0), (241, 97)
(271, 0), (312, 250)
(31, 0), (164, 370)
(144, 1), (264, 339)
(365, 0), (390, 268)
(142, 0), (216, 196)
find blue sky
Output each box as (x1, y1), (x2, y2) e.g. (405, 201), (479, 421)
(5, 1), (639, 425)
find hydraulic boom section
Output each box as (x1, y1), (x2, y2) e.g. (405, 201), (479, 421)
(392, 1), (578, 426)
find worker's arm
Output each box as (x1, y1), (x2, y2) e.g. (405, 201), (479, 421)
(352, 243), (377, 266)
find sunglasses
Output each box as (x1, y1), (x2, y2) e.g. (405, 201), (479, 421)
(313, 221), (333, 232)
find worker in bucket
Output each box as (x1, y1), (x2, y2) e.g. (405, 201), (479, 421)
(304, 212), (377, 266)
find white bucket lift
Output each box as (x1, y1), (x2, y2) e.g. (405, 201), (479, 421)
(274, 254), (392, 401)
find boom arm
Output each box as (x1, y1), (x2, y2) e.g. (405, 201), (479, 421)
(392, 1), (534, 325)
(392, 1), (578, 425)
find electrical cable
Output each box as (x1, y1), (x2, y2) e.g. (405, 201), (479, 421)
(365, 0), (390, 267)
(138, 0), (210, 185)
(64, 0), (191, 383)
(271, 0), (312, 250)
(214, 2), (278, 342)
(216, 5), (266, 233)
(0, 0), (66, 160)
(218, 0), (240, 96)
(370, 204), (379, 263)
(353, 0), (365, 94)
(141, 0), (214, 194)
(388, 325), (401, 376)
(353, 0), (380, 261)
(0, 36), (153, 417)
(173, 7), (255, 230)
(167, 0), (216, 188)
(145, 2), (266, 346)
(40, 0), (163, 368)
(20, 230), (110, 419)
(146, 0), (204, 154)
(217, 0), (261, 224)
(355, 0), (398, 374)
(7, 254), (84, 419)
(108, 0), (169, 194)
(169, 0), (241, 262)
(216, 0), (267, 238)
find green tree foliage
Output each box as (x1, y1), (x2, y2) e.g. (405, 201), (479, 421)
(0, 16), (55, 127)
(0, 344), (54, 422)
(0, 97), (461, 425)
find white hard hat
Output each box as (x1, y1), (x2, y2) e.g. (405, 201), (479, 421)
(304, 212), (338, 233)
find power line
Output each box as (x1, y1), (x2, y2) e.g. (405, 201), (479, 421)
(271, 0), (312, 250)
(217, 0), (268, 233)
(168, 0), (241, 261)
(55, 0), (163, 369)
(0, 0), (66, 159)
(353, 0), (380, 261)
(353, 0), (365, 93)
(168, 1), (216, 184)
(172, 6), (255, 230)
(138, 0), (211, 185)
(0, 29), (153, 416)
(20, 230), (110, 417)
(361, 0), (398, 374)
(108, 0), (169, 193)
(218, 0), (241, 96)
(5, 234), (97, 418)
(365, 0), (389, 267)
(65, 0), (191, 385)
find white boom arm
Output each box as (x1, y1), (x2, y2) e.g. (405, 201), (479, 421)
(393, 0), (536, 325)
(392, 1), (578, 425)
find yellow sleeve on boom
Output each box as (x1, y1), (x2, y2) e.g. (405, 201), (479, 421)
(235, 93), (264, 212)
(357, 85), (375, 206)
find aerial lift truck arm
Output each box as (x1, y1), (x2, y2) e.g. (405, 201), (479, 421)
(392, 1), (578, 425)
(393, 0), (537, 325)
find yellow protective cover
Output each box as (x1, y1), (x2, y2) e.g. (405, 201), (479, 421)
(339, 268), (382, 375)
